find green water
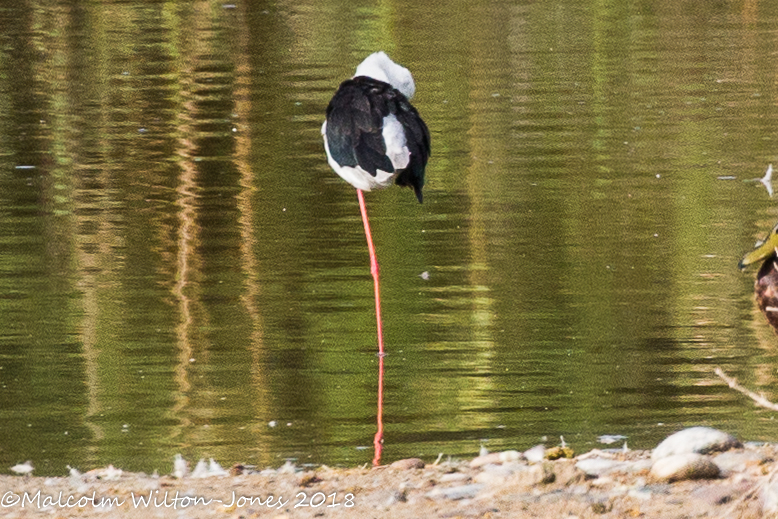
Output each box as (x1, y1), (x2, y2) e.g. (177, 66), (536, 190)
(0, 1), (777, 475)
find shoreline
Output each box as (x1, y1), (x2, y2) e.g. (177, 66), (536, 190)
(0, 430), (774, 518)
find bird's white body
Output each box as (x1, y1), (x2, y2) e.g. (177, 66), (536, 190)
(322, 134), (397, 192)
(322, 113), (410, 192)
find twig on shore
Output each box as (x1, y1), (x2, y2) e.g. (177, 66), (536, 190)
(714, 367), (778, 411)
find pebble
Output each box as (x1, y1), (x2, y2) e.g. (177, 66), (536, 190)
(575, 457), (624, 477)
(191, 459), (209, 478)
(390, 458), (425, 470)
(762, 475), (778, 514)
(691, 482), (748, 506)
(524, 444), (546, 463)
(514, 463), (556, 487)
(473, 464), (516, 485)
(208, 459), (229, 477)
(499, 450), (523, 463)
(84, 464), (123, 481)
(546, 446), (575, 460)
(598, 434), (628, 445)
(712, 449), (767, 475)
(650, 453), (720, 482)
(173, 454), (188, 479)
(469, 450), (522, 468)
(10, 461), (34, 476)
(652, 427), (741, 461)
(426, 483), (484, 500)
(439, 472), (470, 483)
(470, 452), (503, 468)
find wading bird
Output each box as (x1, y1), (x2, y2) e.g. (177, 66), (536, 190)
(739, 222), (778, 330)
(321, 52), (430, 356)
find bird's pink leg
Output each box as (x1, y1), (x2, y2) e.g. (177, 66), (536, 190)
(357, 189), (385, 466)
(356, 189), (385, 357)
(372, 352), (384, 466)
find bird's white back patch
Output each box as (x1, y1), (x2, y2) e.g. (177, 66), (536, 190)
(381, 114), (410, 171)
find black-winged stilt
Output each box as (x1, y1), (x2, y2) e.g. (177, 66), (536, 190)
(322, 52), (430, 466)
(322, 51), (430, 356)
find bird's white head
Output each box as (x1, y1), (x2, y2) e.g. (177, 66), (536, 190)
(354, 51), (416, 100)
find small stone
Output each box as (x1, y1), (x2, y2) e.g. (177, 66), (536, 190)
(190, 459), (208, 478)
(652, 427), (741, 461)
(278, 461), (296, 474)
(524, 445), (546, 463)
(10, 461), (34, 476)
(763, 474), (778, 514)
(470, 450), (523, 468)
(474, 465), (516, 485)
(691, 483), (747, 506)
(426, 483), (484, 500)
(712, 449), (767, 475)
(470, 452), (504, 468)
(500, 450), (522, 462)
(208, 459), (228, 477)
(598, 434), (628, 445)
(513, 463), (555, 487)
(650, 453), (720, 482)
(546, 446), (575, 460)
(172, 454), (187, 479)
(576, 457), (624, 477)
(387, 488), (407, 504)
(298, 472), (321, 487)
(627, 488), (653, 501)
(439, 472), (470, 483)
(390, 458), (425, 470)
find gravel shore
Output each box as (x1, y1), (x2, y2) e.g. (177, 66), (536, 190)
(1, 430), (777, 518)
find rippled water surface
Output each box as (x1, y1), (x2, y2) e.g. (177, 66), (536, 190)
(2, 2), (778, 475)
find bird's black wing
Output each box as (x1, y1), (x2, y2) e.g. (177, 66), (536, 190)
(391, 97), (430, 203)
(325, 77), (395, 176)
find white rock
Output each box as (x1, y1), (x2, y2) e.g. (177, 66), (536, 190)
(469, 449), (523, 468)
(10, 461), (33, 476)
(762, 474), (778, 514)
(575, 457), (624, 477)
(652, 427), (741, 461)
(173, 454), (188, 479)
(712, 449), (766, 474)
(474, 465), (516, 485)
(598, 434), (628, 445)
(426, 483), (484, 500)
(190, 459), (209, 478)
(278, 461), (296, 474)
(101, 465), (123, 480)
(470, 452), (503, 468)
(208, 459), (229, 476)
(439, 472), (470, 483)
(390, 458), (425, 470)
(524, 444), (546, 463)
(499, 450), (522, 463)
(650, 453), (720, 482)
